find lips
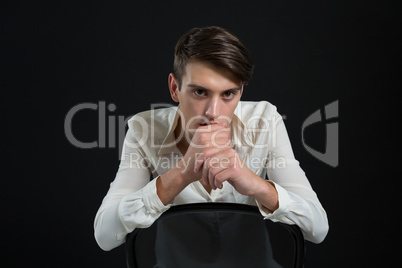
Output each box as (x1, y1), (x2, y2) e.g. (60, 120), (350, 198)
(200, 121), (218, 126)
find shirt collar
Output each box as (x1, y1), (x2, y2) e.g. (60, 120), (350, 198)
(157, 106), (181, 155)
(232, 107), (255, 149)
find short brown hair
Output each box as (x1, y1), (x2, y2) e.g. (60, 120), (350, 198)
(173, 26), (254, 89)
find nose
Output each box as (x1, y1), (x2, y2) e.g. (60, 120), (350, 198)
(205, 97), (220, 120)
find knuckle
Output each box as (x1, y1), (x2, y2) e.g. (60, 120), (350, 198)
(215, 173), (222, 182)
(199, 133), (207, 142)
(203, 148), (213, 158)
(225, 148), (235, 155)
(209, 168), (217, 177)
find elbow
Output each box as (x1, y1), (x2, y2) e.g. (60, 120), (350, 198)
(94, 215), (114, 251)
(305, 201), (330, 244)
(93, 203), (126, 251)
(94, 229), (121, 251)
(94, 230), (113, 251)
(94, 218), (126, 251)
(306, 219), (329, 244)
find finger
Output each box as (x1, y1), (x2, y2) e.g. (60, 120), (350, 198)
(214, 168), (233, 189)
(207, 155), (233, 189)
(201, 131), (230, 155)
(206, 147), (235, 162)
(194, 152), (205, 173)
(202, 158), (210, 185)
(197, 123), (227, 133)
(211, 128), (231, 148)
(207, 157), (220, 189)
(208, 168), (216, 189)
(194, 126), (229, 150)
(203, 147), (226, 158)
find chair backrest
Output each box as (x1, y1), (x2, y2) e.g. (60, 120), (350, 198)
(126, 202), (305, 268)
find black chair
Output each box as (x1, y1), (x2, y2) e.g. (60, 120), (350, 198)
(126, 202), (305, 268)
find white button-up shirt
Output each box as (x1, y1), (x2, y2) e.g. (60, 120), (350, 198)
(94, 101), (329, 251)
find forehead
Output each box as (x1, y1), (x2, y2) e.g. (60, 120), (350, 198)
(182, 60), (242, 89)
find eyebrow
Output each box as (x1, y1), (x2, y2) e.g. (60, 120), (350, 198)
(187, 83), (242, 92)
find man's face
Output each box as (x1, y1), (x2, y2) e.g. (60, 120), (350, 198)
(169, 60), (243, 140)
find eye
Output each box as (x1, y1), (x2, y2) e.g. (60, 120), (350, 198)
(223, 91), (235, 99)
(194, 89), (206, 97)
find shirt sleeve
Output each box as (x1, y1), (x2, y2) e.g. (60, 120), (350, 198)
(93, 122), (171, 251)
(255, 108), (329, 244)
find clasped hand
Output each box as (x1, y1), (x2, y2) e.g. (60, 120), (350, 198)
(180, 123), (259, 196)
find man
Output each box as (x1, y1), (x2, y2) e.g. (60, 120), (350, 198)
(94, 26), (329, 251)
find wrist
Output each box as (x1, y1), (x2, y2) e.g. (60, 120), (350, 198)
(171, 161), (188, 186)
(251, 179), (279, 212)
(250, 176), (269, 197)
(156, 164), (188, 205)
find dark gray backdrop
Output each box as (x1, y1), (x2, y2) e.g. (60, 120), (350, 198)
(1, 0), (399, 267)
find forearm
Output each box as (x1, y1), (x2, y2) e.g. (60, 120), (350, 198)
(94, 201), (127, 251)
(95, 174), (172, 251)
(251, 177), (279, 213)
(258, 181), (329, 244)
(156, 162), (190, 205)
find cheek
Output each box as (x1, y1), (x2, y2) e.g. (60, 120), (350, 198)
(187, 99), (205, 114)
(180, 100), (204, 124)
(222, 102), (238, 116)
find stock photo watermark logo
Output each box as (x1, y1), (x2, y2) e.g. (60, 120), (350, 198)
(64, 100), (339, 167)
(64, 102), (179, 158)
(64, 101), (131, 154)
(302, 100), (339, 168)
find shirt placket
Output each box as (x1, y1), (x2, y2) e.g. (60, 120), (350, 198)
(194, 181), (213, 202)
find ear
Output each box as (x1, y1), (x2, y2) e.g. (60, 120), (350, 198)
(168, 73), (180, 103)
